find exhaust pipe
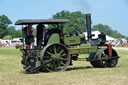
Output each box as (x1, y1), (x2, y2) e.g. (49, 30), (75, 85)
(86, 14), (92, 41)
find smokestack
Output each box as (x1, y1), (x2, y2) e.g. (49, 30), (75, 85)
(86, 14), (92, 41)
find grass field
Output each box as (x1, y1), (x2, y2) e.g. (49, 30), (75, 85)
(0, 47), (128, 85)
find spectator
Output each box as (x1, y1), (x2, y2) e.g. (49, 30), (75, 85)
(27, 24), (35, 49)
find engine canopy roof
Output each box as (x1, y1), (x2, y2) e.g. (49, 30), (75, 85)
(15, 19), (69, 25)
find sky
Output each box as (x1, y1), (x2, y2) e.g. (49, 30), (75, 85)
(0, 0), (128, 36)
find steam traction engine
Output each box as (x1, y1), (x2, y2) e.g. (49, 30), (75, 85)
(15, 14), (119, 73)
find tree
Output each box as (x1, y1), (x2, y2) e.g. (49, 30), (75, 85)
(0, 14), (23, 39)
(50, 10), (86, 36)
(12, 29), (22, 38)
(7, 26), (22, 38)
(0, 14), (12, 38)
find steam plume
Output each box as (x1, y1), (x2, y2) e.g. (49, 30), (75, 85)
(73, 0), (91, 13)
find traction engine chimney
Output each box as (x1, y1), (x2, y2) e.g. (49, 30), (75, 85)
(86, 14), (92, 41)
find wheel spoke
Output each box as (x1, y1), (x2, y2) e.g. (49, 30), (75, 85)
(60, 61), (66, 66)
(60, 57), (68, 61)
(58, 50), (64, 56)
(61, 53), (67, 56)
(54, 63), (57, 71)
(51, 62), (57, 71)
(57, 61), (62, 69)
(43, 59), (53, 63)
(54, 45), (57, 54)
(47, 51), (54, 56)
(50, 62), (54, 70)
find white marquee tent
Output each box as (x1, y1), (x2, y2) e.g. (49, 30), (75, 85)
(83, 31), (116, 41)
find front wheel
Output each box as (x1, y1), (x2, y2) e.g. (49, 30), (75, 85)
(90, 48), (119, 68)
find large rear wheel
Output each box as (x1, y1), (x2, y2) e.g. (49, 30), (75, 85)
(41, 43), (70, 72)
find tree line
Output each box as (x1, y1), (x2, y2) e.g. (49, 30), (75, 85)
(0, 11), (128, 40)
(51, 10), (127, 39)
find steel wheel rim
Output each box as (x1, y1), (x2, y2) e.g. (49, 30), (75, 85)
(42, 44), (70, 72)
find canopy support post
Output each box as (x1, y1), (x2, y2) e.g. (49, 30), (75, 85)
(22, 25), (25, 48)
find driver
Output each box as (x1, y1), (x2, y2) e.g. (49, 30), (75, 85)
(36, 24), (46, 48)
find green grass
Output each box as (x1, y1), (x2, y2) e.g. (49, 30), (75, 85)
(0, 47), (128, 85)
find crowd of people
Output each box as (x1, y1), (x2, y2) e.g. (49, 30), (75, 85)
(0, 40), (22, 47)
(107, 39), (128, 47)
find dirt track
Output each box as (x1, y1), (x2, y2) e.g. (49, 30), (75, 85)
(113, 47), (128, 51)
